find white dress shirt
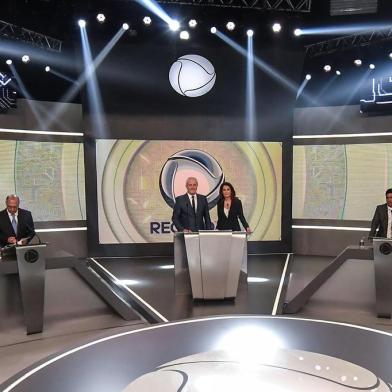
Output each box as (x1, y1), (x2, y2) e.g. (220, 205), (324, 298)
(187, 193), (197, 213)
(388, 207), (392, 238)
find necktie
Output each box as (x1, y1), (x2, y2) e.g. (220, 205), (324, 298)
(191, 196), (195, 213)
(11, 215), (17, 235)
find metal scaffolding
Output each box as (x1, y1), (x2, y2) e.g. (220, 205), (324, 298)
(156, 0), (312, 11)
(0, 20), (62, 52)
(305, 27), (392, 58)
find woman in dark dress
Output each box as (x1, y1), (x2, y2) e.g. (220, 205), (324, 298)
(216, 182), (251, 233)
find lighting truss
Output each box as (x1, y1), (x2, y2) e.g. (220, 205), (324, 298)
(305, 27), (392, 58)
(0, 20), (62, 52)
(155, 0), (312, 11)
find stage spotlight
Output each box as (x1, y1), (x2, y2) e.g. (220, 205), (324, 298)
(22, 55), (30, 63)
(354, 59), (362, 66)
(226, 22), (235, 31)
(122, 23), (130, 30)
(389, 52), (392, 59)
(169, 20), (180, 31)
(45, 66), (51, 72)
(96, 13), (105, 23)
(294, 28), (302, 36)
(6, 59), (12, 65)
(179, 30), (189, 40)
(211, 27), (217, 34)
(143, 16), (152, 26)
(323, 65), (331, 72)
(189, 19), (197, 28)
(272, 23), (282, 33)
(247, 29), (254, 37)
(336, 70), (341, 76)
(305, 74), (311, 80)
(78, 19), (86, 28)
(369, 63), (376, 69)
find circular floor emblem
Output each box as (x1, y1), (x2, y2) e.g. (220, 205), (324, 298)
(123, 349), (390, 391)
(24, 249), (39, 263)
(169, 54), (216, 97)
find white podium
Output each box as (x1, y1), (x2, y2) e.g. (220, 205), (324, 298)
(174, 231), (247, 299)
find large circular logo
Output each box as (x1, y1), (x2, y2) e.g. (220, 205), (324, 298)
(169, 54), (216, 97)
(159, 149), (224, 209)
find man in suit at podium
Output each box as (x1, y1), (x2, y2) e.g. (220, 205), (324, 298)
(369, 188), (392, 238)
(172, 177), (212, 232)
(0, 194), (35, 247)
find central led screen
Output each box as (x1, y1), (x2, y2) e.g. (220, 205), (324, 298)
(97, 140), (282, 243)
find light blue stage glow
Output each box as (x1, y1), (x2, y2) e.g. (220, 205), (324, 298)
(50, 69), (76, 84)
(215, 30), (298, 93)
(9, 64), (46, 129)
(80, 26), (107, 137)
(299, 23), (392, 36)
(135, 0), (174, 26)
(43, 27), (125, 129)
(246, 34), (256, 138)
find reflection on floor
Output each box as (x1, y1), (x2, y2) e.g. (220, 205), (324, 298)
(98, 254), (288, 320)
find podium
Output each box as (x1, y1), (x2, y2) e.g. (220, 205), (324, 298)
(3, 243), (47, 334)
(373, 238), (392, 318)
(174, 231), (247, 300)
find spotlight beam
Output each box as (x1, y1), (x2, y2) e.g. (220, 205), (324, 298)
(79, 27), (107, 137)
(43, 27), (125, 129)
(135, 0), (175, 26)
(49, 69), (76, 84)
(215, 30), (298, 93)
(9, 64), (46, 129)
(296, 77), (310, 100)
(299, 23), (392, 36)
(246, 33), (256, 138)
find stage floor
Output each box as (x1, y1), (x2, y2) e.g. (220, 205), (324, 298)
(95, 254), (289, 321)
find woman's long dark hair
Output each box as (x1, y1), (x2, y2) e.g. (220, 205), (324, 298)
(219, 182), (236, 201)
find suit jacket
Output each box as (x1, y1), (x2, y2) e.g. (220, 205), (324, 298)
(0, 208), (35, 247)
(369, 203), (389, 238)
(172, 194), (212, 232)
(216, 197), (249, 231)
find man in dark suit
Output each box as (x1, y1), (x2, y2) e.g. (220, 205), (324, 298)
(369, 188), (392, 238)
(0, 194), (35, 247)
(172, 177), (212, 232)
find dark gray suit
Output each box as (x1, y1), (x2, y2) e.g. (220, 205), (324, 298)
(0, 208), (35, 247)
(370, 203), (389, 238)
(172, 194), (212, 232)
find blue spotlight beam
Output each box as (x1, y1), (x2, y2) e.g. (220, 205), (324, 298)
(215, 30), (299, 93)
(296, 78), (310, 100)
(135, 0), (174, 25)
(50, 69), (76, 84)
(9, 64), (46, 129)
(79, 27), (107, 137)
(246, 35), (256, 138)
(43, 27), (125, 130)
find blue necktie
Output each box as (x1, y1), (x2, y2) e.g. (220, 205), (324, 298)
(11, 215), (17, 236)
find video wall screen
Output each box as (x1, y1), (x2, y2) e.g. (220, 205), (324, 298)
(0, 140), (85, 221)
(293, 144), (392, 220)
(97, 140), (282, 244)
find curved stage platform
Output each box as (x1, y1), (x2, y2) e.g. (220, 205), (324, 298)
(2, 316), (392, 391)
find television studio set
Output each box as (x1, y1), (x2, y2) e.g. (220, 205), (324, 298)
(1, 0), (392, 391)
